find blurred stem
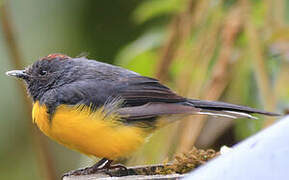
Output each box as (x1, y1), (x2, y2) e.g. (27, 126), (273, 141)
(176, 6), (243, 153)
(155, 0), (197, 82)
(275, 0), (286, 27)
(274, 61), (289, 101)
(0, 4), (57, 180)
(271, 0), (285, 28)
(155, 16), (180, 82)
(242, 0), (277, 127)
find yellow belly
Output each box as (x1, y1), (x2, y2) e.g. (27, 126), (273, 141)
(32, 102), (148, 159)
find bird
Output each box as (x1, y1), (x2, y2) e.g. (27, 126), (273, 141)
(6, 53), (279, 177)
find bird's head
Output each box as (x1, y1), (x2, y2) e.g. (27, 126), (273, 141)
(6, 54), (75, 101)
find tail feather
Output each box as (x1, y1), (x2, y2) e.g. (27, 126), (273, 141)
(196, 110), (258, 119)
(197, 111), (240, 119)
(222, 110), (258, 119)
(185, 99), (280, 118)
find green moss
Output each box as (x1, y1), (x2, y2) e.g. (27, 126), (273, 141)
(156, 147), (219, 175)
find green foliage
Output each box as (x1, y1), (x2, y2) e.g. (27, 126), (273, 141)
(115, 28), (164, 76)
(133, 0), (184, 24)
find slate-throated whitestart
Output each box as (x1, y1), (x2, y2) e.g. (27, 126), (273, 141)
(6, 54), (279, 177)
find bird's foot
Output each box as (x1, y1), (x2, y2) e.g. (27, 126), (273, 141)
(62, 158), (128, 179)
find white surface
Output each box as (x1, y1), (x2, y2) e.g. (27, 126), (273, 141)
(185, 116), (289, 180)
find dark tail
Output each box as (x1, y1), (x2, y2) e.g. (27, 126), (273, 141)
(185, 99), (280, 119)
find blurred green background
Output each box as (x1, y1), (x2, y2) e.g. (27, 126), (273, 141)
(1, 0), (289, 179)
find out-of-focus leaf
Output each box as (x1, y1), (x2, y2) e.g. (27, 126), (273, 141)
(122, 51), (157, 76)
(133, 0), (184, 24)
(115, 28), (164, 66)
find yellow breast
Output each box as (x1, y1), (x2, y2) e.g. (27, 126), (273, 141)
(32, 102), (148, 159)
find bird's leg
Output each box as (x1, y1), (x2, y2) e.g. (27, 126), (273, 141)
(62, 158), (128, 178)
(102, 160), (128, 176)
(102, 160), (127, 171)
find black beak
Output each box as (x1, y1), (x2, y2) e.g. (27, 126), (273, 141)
(5, 70), (29, 79)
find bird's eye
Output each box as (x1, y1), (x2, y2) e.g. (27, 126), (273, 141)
(39, 70), (47, 76)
